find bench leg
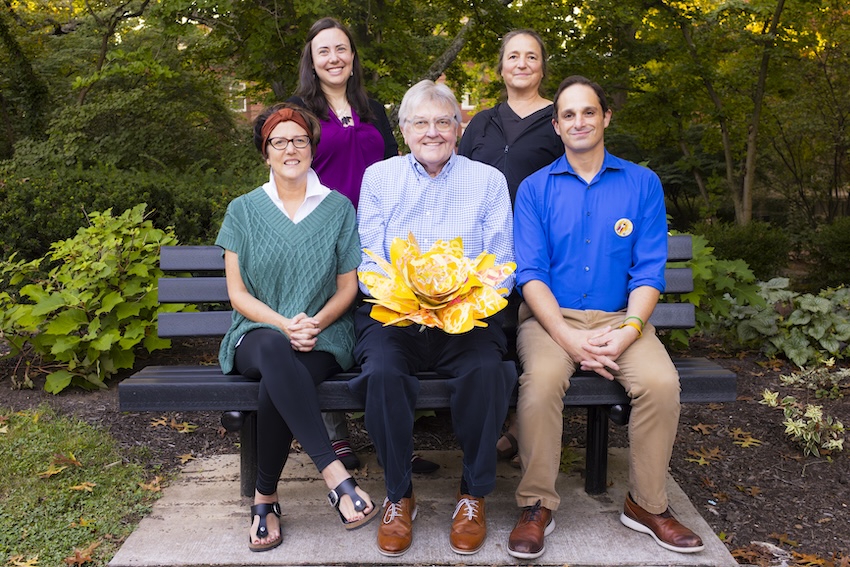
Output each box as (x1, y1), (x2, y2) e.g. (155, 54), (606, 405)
(240, 412), (258, 498)
(584, 406), (609, 495)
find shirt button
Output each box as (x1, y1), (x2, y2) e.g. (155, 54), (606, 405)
(586, 212), (591, 216)
(585, 239), (591, 244)
(583, 293), (587, 298)
(584, 266), (590, 271)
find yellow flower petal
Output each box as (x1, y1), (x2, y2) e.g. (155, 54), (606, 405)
(360, 234), (511, 333)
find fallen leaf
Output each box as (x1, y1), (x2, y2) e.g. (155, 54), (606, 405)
(149, 416), (168, 428)
(769, 532), (799, 547)
(692, 423), (718, 435)
(169, 418), (198, 434)
(685, 455), (710, 466)
(63, 540), (100, 565)
(687, 446), (723, 462)
(37, 464), (68, 479)
(69, 482), (96, 492)
(70, 517), (94, 528)
(179, 454), (195, 464)
(712, 491), (729, 502)
(139, 476), (162, 492)
(53, 452), (82, 467)
(790, 550), (828, 565)
(7, 556), (40, 567)
(729, 427), (749, 438)
(734, 436), (763, 448)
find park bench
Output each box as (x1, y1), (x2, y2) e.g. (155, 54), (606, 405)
(118, 235), (737, 497)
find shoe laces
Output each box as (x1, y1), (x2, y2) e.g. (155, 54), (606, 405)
(383, 498), (405, 524)
(523, 500), (544, 522)
(453, 497), (480, 521)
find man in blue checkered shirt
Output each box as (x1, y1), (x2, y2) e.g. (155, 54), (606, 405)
(349, 80), (517, 558)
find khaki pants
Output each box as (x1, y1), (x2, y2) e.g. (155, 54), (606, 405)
(514, 303), (680, 515)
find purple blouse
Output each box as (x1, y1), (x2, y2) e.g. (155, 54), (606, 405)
(311, 108), (385, 209)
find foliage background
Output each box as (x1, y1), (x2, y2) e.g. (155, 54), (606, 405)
(2, 0), (849, 262)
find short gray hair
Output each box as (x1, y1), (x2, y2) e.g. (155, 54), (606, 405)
(398, 80), (462, 126)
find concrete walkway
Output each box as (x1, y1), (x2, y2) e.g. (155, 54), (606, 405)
(109, 449), (737, 567)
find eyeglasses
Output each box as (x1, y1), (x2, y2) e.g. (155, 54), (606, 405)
(267, 136), (311, 150)
(407, 117), (456, 134)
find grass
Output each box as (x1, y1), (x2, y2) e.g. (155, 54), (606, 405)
(0, 406), (160, 566)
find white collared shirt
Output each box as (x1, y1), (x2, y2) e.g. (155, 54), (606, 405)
(262, 168), (331, 223)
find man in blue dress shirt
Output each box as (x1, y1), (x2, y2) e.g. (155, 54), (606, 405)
(350, 80), (517, 558)
(507, 75), (705, 559)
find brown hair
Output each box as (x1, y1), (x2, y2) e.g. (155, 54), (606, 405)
(552, 75), (610, 119)
(294, 17), (376, 123)
(496, 29), (548, 78)
(253, 102), (322, 158)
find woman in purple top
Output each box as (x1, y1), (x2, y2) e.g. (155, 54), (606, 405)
(288, 17), (398, 209)
(288, 17), (444, 475)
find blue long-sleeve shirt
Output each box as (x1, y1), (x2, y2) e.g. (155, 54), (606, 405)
(514, 151), (667, 312)
(357, 153), (514, 294)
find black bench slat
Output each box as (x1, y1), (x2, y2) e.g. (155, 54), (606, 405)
(158, 277), (230, 303)
(155, 301), (695, 339)
(156, 268), (695, 304)
(160, 245), (224, 271)
(158, 235), (695, 273)
(119, 361), (736, 413)
(157, 311), (233, 337)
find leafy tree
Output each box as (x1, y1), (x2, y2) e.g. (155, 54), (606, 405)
(0, 6), (49, 157)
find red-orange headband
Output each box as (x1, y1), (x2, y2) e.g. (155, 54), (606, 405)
(261, 108), (312, 156)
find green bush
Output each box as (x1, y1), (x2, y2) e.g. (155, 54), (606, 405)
(807, 216), (850, 289)
(726, 278), (850, 366)
(690, 220), (791, 281)
(0, 204), (188, 393)
(760, 389), (845, 457)
(662, 231), (765, 348)
(0, 163), (263, 260)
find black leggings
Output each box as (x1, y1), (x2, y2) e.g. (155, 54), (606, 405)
(234, 328), (342, 495)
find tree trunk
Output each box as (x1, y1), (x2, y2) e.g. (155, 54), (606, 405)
(739, 0), (786, 224)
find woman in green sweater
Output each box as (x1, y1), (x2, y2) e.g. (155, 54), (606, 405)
(216, 103), (377, 552)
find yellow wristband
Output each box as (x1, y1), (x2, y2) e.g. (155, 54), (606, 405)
(619, 320), (643, 338)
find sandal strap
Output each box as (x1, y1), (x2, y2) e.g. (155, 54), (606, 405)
(250, 502), (281, 539)
(328, 477), (366, 512)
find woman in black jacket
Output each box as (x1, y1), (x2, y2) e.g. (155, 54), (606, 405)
(458, 29), (562, 204)
(458, 29), (563, 462)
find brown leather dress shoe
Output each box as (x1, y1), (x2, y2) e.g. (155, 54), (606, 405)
(620, 493), (705, 553)
(507, 500), (554, 559)
(450, 494), (486, 555)
(377, 494), (418, 557)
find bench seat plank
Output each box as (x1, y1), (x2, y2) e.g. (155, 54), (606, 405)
(119, 360), (735, 412)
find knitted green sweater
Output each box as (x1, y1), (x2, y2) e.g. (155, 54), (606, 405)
(215, 188), (361, 374)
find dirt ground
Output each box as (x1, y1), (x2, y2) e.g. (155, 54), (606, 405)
(1, 336), (848, 565)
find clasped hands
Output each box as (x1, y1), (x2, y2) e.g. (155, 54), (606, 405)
(284, 312), (321, 352)
(565, 325), (639, 381)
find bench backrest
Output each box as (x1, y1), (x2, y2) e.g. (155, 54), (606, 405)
(156, 235), (695, 338)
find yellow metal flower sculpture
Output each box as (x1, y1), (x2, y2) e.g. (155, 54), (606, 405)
(359, 233), (516, 334)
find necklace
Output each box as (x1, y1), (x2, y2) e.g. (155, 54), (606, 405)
(333, 102), (352, 127)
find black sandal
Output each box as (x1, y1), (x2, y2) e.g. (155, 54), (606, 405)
(327, 477), (379, 530)
(248, 502), (282, 552)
